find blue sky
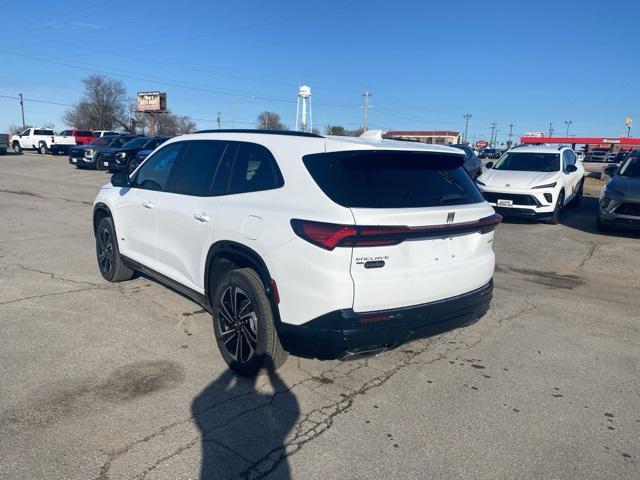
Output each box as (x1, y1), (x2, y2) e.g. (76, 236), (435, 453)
(0, 0), (638, 143)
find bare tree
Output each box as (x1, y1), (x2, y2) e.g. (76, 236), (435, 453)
(64, 74), (127, 130)
(257, 111), (286, 130)
(156, 112), (197, 136)
(7, 124), (32, 135)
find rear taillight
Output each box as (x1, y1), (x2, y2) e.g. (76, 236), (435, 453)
(291, 214), (501, 251)
(290, 220), (357, 250)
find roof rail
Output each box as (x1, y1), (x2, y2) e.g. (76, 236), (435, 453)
(194, 129), (323, 138)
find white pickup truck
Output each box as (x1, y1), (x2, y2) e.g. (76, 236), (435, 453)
(10, 127), (76, 155)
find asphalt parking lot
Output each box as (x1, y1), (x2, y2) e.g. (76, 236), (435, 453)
(1, 152), (639, 480)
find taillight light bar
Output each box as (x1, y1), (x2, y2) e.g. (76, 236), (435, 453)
(291, 214), (502, 251)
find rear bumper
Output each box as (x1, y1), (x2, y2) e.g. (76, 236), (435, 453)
(50, 145), (72, 154)
(278, 280), (493, 359)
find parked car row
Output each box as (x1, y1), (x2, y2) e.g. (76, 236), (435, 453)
(9, 127), (119, 155)
(69, 134), (170, 173)
(476, 144), (639, 232)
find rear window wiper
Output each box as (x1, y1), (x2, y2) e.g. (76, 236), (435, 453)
(437, 193), (469, 204)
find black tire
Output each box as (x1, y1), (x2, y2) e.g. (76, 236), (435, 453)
(12, 142), (22, 155)
(38, 142), (48, 155)
(547, 191), (564, 225)
(95, 217), (134, 282)
(212, 268), (287, 376)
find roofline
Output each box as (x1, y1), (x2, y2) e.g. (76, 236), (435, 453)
(195, 129), (323, 138)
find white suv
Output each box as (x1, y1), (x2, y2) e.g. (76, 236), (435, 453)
(476, 145), (586, 224)
(93, 130), (501, 376)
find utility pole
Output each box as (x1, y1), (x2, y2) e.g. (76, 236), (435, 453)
(216, 112), (222, 129)
(548, 122), (554, 138)
(564, 120), (572, 137)
(463, 113), (472, 143)
(19, 93), (25, 128)
(507, 123), (514, 148)
(489, 121), (497, 148)
(362, 89), (372, 132)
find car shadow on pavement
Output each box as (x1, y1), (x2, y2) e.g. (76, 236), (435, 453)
(561, 196), (640, 239)
(192, 367), (298, 480)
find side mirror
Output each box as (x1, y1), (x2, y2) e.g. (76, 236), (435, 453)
(485, 162), (494, 169)
(565, 164), (578, 173)
(603, 165), (618, 177)
(111, 172), (130, 188)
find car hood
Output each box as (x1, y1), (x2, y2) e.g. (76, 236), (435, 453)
(608, 175), (640, 201)
(100, 146), (141, 155)
(478, 169), (559, 189)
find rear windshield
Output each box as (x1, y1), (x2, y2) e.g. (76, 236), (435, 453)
(35, 129), (54, 135)
(493, 152), (560, 172)
(303, 151), (483, 208)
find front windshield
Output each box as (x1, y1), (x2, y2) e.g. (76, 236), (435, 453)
(619, 155), (640, 177)
(122, 137), (148, 149)
(492, 152), (560, 172)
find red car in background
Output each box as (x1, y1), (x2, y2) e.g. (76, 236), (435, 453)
(50, 129), (95, 155)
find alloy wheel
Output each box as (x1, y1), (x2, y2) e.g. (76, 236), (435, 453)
(217, 286), (258, 363)
(97, 227), (114, 274)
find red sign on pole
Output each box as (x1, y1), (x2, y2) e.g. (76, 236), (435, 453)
(475, 140), (488, 148)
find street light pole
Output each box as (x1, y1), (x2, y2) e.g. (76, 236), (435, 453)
(564, 120), (572, 137)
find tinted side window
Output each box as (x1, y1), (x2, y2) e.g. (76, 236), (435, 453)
(171, 141), (229, 196)
(228, 143), (283, 194)
(132, 143), (183, 191)
(567, 150), (576, 165)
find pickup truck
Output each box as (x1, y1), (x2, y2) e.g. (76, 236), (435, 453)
(0, 133), (8, 155)
(49, 129), (95, 155)
(10, 127), (76, 155)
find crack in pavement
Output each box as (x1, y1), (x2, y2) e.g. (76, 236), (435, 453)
(574, 239), (607, 271)
(17, 264), (102, 287)
(0, 188), (92, 206)
(95, 330), (484, 480)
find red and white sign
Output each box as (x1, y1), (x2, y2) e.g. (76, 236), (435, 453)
(475, 140), (489, 148)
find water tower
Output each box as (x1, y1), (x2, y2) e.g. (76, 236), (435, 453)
(295, 85), (313, 132)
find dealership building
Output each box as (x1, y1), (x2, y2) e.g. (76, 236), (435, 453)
(384, 130), (462, 145)
(520, 135), (640, 152)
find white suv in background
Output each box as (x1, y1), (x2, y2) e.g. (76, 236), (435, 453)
(92, 130), (501, 376)
(476, 145), (585, 224)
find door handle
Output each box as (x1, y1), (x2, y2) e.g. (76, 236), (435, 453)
(193, 212), (210, 223)
(142, 200), (154, 209)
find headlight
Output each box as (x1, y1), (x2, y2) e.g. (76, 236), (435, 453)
(116, 152), (128, 160)
(84, 149), (95, 158)
(532, 182), (557, 189)
(476, 179), (486, 186)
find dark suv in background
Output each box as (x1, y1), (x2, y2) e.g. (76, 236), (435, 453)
(450, 144), (482, 179)
(69, 134), (140, 169)
(99, 136), (170, 172)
